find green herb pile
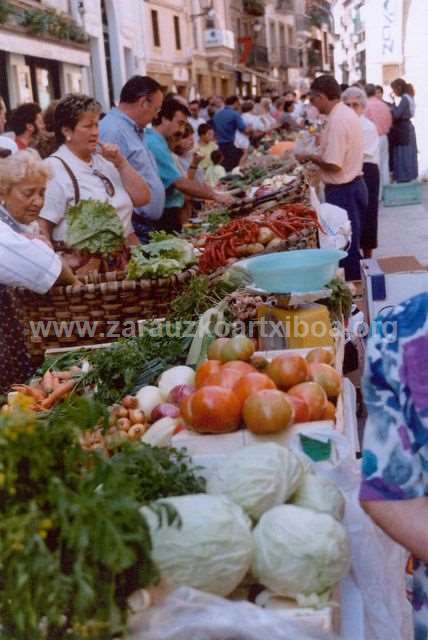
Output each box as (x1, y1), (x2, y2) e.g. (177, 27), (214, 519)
(127, 237), (196, 279)
(0, 397), (204, 639)
(65, 199), (124, 255)
(326, 278), (353, 322)
(168, 274), (236, 322)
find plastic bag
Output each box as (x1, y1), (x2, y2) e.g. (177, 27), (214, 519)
(318, 203), (352, 251)
(294, 131), (319, 157)
(129, 586), (340, 640)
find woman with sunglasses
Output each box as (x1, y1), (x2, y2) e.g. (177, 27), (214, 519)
(342, 87), (380, 260)
(39, 94), (150, 247)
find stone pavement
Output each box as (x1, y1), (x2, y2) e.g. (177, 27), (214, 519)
(375, 184), (428, 264)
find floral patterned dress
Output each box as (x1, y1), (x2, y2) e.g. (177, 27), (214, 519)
(360, 292), (428, 640)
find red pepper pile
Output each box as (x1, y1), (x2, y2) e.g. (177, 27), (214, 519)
(199, 204), (321, 274)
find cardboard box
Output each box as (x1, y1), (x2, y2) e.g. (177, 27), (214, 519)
(361, 256), (428, 323)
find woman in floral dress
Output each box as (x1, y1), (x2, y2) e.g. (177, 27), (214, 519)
(360, 292), (428, 640)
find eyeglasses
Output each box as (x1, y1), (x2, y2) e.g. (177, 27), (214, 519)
(92, 169), (115, 197)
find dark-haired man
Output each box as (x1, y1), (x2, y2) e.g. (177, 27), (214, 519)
(213, 95), (249, 171)
(296, 75), (366, 281)
(99, 75), (166, 241)
(188, 100), (206, 141)
(145, 98), (234, 232)
(8, 102), (44, 150)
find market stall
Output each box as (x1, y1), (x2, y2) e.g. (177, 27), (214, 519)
(0, 143), (412, 640)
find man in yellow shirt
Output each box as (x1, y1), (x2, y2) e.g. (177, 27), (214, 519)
(195, 123), (218, 172)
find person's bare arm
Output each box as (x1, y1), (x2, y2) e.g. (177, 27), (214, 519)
(56, 260), (80, 286)
(361, 497), (428, 562)
(100, 143), (151, 207)
(174, 177), (234, 206)
(295, 153), (341, 173)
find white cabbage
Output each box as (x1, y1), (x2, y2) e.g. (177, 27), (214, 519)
(141, 494), (254, 597)
(291, 473), (346, 521)
(252, 505), (351, 601)
(206, 443), (303, 521)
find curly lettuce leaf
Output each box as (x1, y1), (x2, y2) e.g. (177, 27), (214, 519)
(65, 199), (125, 255)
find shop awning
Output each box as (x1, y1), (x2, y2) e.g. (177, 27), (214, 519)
(0, 28), (90, 66)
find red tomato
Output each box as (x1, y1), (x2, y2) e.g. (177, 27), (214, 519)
(242, 389), (294, 435)
(286, 394), (310, 424)
(204, 368), (243, 390)
(266, 354), (309, 390)
(308, 363), (342, 399)
(223, 361), (256, 376)
(180, 395), (194, 425)
(190, 386), (242, 433)
(323, 401), (337, 420)
(233, 372), (277, 408)
(288, 382), (327, 421)
(195, 360), (222, 389)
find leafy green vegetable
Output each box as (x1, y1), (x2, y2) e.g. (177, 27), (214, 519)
(149, 230), (177, 242)
(127, 238), (196, 280)
(0, 397), (203, 639)
(82, 326), (193, 404)
(65, 199), (124, 255)
(326, 278), (353, 322)
(168, 274), (236, 322)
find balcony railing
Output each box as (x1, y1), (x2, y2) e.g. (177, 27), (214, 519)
(276, 0), (295, 13)
(295, 13), (312, 33)
(280, 46), (300, 68)
(248, 45), (269, 69)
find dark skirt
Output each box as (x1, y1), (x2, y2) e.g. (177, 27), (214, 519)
(361, 162), (380, 250)
(0, 286), (33, 394)
(393, 123), (418, 183)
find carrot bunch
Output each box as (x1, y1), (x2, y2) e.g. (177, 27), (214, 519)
(199, 204), (321, 273)
(11, 370), (78, 412)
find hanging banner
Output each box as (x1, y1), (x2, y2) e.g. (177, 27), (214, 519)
(381, 0), (403, 63)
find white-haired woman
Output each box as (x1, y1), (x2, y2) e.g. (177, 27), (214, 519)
(0, 150), (77, 392)
(342, 87), (380, 259)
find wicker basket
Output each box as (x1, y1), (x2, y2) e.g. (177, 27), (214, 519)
(15, 268), (198, 361)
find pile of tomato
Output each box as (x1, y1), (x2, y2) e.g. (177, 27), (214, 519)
(178, 336), (342, 436)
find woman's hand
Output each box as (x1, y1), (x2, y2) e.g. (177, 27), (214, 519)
(99, 143), (127, 170)
(214, 191), (236, 206)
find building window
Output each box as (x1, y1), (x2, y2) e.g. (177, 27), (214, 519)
(287, 25), (294, 46)
(151, 10), (161, 47)
(174, 16), (182, 50)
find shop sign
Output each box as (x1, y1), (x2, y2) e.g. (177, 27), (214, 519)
(381, 0), (403, 63)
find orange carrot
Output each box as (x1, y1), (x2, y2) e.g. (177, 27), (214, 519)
(11, 385), (46, 403)
(40, 380), (76, 410)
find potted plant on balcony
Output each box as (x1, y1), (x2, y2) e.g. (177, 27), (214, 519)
(243, 0), (265, 18)
(0, 0), (12, 25)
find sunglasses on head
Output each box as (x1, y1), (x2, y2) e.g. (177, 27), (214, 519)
(92, 169), (115, 198)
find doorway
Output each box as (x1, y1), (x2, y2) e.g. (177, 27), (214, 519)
(24, 56), (60, 109)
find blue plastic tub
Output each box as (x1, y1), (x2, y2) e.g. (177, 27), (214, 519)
(383, 181), (422, 207)
(236, 249), (347, 293)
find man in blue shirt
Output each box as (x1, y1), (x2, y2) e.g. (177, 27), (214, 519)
(213, 95), (250, 172)
(145, 98), (234, 233)
(99, 76), (166, 242)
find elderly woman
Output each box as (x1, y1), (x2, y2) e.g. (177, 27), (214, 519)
(0, 150), (77, 393)
(38, 94), (150, 247)
(342, 87), (380, 259)
(390, 78), (418, 183)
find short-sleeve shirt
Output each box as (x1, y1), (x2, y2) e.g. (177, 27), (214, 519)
(360, 292), (428, 638)
(144, 128), (184, 209)
(0, 206), (61, 293)
(365, 97), (393, 137)
(40, 145), (134, 242)
(99, 108), (165, 222)
(361, 116), (380, 165)
(213, 107), (246, 145)
(318, 102), (364, 185)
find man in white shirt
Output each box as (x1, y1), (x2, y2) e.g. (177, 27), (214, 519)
(188, 100), (206, 142)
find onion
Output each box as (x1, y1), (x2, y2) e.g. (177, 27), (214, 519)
(122, 395), (139, 410)
(142, 418), (179, 447)
(168, 384), (196, 406)
(117, 418), (131, 432)
(137, 386), (164, 417)
(117, 407), (129, 419)
(151, 403), (180, 423)
(158, 366), (195, 399)
(128, 424), (147, 441)
(129, 409), (146, 425)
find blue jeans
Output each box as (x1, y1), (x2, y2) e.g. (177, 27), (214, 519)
(325, 177), (368, 281)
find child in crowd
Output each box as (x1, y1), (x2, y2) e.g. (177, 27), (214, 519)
(205, 149), (226, 188)
(196, 123), (218, 171)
